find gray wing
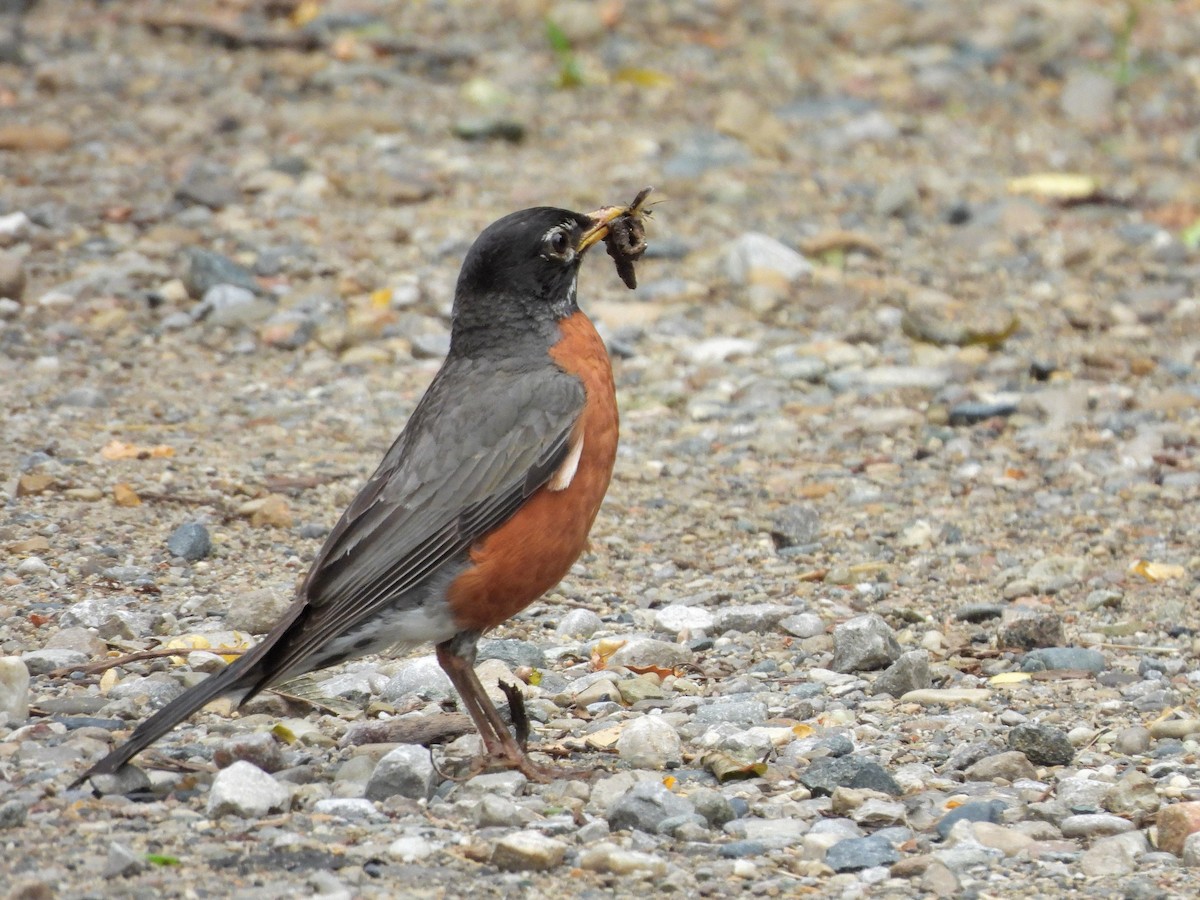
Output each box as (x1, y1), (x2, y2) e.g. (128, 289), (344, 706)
(245, 357), (585, 689)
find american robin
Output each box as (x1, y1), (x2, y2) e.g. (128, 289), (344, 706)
(73, 193), (650, 788)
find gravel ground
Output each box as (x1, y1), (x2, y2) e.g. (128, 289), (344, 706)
(3, 1), (1200, 897)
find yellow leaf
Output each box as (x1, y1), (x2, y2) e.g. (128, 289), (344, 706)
(989, 672), (1032, 685)
(702, 751), (768, 783)
(99, 668), (119, 694)
(1129, 559), (1186, 582)
(292, 0), (321, 27)
(527, 667), (542, 686)
(370, 288), (393, 309)
(662, 775), (677, 790)
(1007, 173), (1099, 201)
(113, 483), (141, 507)
(792, 724), (814, 739)
(272, 723), (297, 744)
(591, 638), (626, 671)
(614, 67), (673, 88)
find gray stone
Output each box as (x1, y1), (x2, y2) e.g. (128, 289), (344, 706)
(213, 732), (287, 773)
(824, 834), (899, 872)
(1079, 831), (1149, 877)
(826, 366), (951, 393)
(313, 798), (379, 821)
(964, 750), (1037, 783)
(105, 841), (146, 878)
(689, 788), (736, 827)
(556, 608), (602, 638)
(478, 638), (545, 668)
(1025, 556), (1087, 594)
(0, 657), (30, 723)
(1021, 647), (1106, 673)
(108, 673), (186, 707)
(166, 522), (211, 561)
(1060, 69), (1116, 128)
(607, 781), (695, 834)
(781, 612), (826, 639)
(831, 614), (900, 673)
(578, 842), (668, 876)
(654, 604), (714, 634)
(694, 699), (768, 726)
(471, 794), (522, 827)
(16, 556), (48, 577)
(459, 771), (528, 798)
(194, 284), (275, 327)
(0, 249), (25, 300)
(387, 835), (437, 862)
(316, 670), (377, 705)
(1056, 775), (1112, 813)
(936, 800), (1006, 839)
(365, 745), (437, 801)
(1008, 722), (1074, 766)
(617, 715), (683, 769)
(206, 761), (291, 818)
(383, 655), (455, 701)
(20, 649), (88, 676)
(998, 611), (1064, 650)
(799, 755), (901, 797)
(0, 799), (27, 829)
(184, 247), (260, 298)
(1114, 726), (1152, 756)
(1182, 832), (1200, 868)
(712, 604), (790, 634)
(724, 232), (812, 286)
(492, 831), (567, 872)
(873, 650), (932, 698)
(874, 177), (919, 218)
(607, 639), (693, 670)
(1060, 813), (1135, 838)
(176, 159), (241, 209)
(1104, 771), (1160, 821)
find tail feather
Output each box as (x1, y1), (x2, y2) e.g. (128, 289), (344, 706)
(71, 602), (308, 789)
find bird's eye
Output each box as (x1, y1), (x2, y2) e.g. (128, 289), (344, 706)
(547, 229), (570, 257)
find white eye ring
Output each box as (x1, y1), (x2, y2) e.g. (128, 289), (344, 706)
(544, 227), (572, 258)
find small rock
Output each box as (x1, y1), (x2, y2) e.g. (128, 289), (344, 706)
(607, 781), (695, 834)
(313, 798), (378, 821)
(206, 761), (291, 818)
(105, 842), (146, 878)
(874, 177), (919, 218)
(617, 716), (683, 770)
(831, 614), (900, 673)
(947, 401), (1018, 426)
(900, 688), (991, 707)
(556, 608), (602, 638)
(1182, 832), (1200, 868)
(383, 655), (455, 701)
(770, 505), (820, 548)
(1150, 719), (1200, 740)
(608, 639), (693, 670)
(1060, 68), (1116, 129)
(852, 798), (906, 827)
(578, 842), (668, 876)
(781, 612), (826, 639)
(166, 522), (211, 561)
(20, 649), (88, 676)
(0, 250), (24, 300)
(387, 836), (437, 863)
(998, 611), (1064, 650)
(184, 248), (260, 298)
(825, 834), (899, 872)
(920, 860), (960, 897)
(873, 650), (932, 698)
(225, 587), (291, 635)
(0, 799), (27, 829)
(1079, 831), (1149, 877)
(365, 745), (437, 802)
(1020, 647), (1106, 673)
(1060, 814), (1135, 838)
(1008, 722), (1074, 766)
(686, 337), (760, 365)
(712, 604), (790, 634)
(654, 604), (714, 634)
(194, 284), (275, 327)
(1158, 802), (1200, 856)
(0, 657), (31, 722)
(954, 603), (1005, 623)
(1113, 726), (1152, 756)
(800, 755), (901, 797)
(1104, 771), (1160, 821)
(693, 699), (768, 726)
(964, 750), (1037, 783)
(491, 831), (567, 872)
(936, 800), (1007, 839)
(969, 822), (1033, 857)
(477, 638), (544, 669)
(724, 232), (812, 287)
(176, 159), (241, 209)
(1025, 556), (1088, 594)
(690, 788), (736, 827)
(212, 732), (286, 773)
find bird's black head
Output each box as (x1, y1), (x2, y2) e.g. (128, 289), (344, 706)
(450, 206), (612, 356)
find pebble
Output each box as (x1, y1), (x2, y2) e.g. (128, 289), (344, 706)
(1025, 556), (1088, 594)
(607, 781), (695, 834)
(723, 232), (812, 286)
(800, 755), (901, 797)
(900, 688), (991, 706)
(616, 715), (683, 769)
(712, 603), (789, 634)
(825, 834), (900, 872)
(225, 587), (290, 634)
(105, 842), (146, 878)
(1182, 832), (1200, 868)
(1008, 722), (1075, 766)
(383, 655), (455, 701)
(0, 250), (24, 300)
(770, 505), (820, 548)
(364, 745), (438, 802)
(831, 614), (900, 673)
(387, 836), (437, 863)
(578, 843), (668, 876)
(873, 650), (932, 698)
(1105, 771), (1160, 820)
(491, 832), (567, 872)
(313, 798), (379, 821)
(1060, 813), (1135, 838)
(654, 604), (714, 634)
(556, 608), (602, 638)
(0, 657), (30, 723)
(166, 522), (211, 561)
(194, 284), (275, 327)
(607, 639), (693, 670)
(1078, 831), (1149, 877)
(1157, 801), (1200, 856)
(0, 799), (27, 829)
(1020, 647), (1106, 673)
(781, 613), (826, 639)
(935, 800), (1007, 839)
(206, 761), (291, 818)
(997, 611), (1064, 650)
(20, 649), (88, 676)
(693, 698), (768, 726)
(964, 751), (1037, 783)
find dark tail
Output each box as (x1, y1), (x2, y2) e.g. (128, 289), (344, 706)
(71, 603), (307, 789)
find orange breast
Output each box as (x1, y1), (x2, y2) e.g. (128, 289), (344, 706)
(446, 311), (619, 632)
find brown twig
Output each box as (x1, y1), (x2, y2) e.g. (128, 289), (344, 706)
(47, 646), (246, 678)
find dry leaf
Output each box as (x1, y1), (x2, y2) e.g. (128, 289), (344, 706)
(7, 537), (51, 554)
(625, 663), (677, 679)
(988, 672), (1032, 685)
(583, 724), (624, 750)
(590, 638), (626, 671)
(1129, 559), (1186, 582)
(792, 724), (814, 739)
(702, 751), (768, 783)
(101, 440), (175, 460)
(662, 775), (677, 790)
(99, 668), (119, 694)
(113, 483), (141, 507)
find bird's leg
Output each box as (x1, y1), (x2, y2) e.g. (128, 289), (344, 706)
(435, 635), (552, 782)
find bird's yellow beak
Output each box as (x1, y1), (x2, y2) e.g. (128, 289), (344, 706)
(578, 187), (653, 252)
